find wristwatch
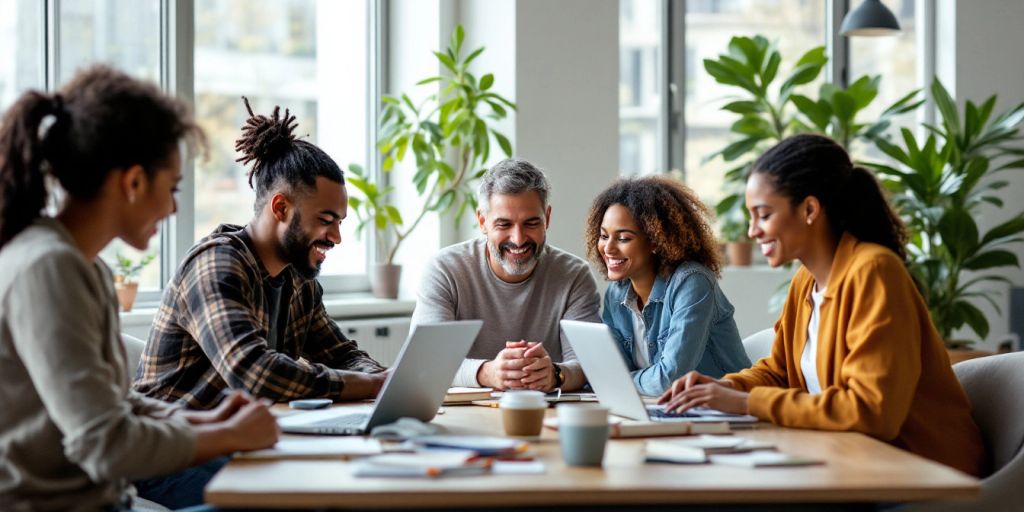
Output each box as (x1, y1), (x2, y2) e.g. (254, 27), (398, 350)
(552, 363), (565, 389)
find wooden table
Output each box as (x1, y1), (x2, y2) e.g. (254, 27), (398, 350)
(205, 405), (979, 509)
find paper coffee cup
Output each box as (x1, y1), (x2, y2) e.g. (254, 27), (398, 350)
(500, 390), (547, 436)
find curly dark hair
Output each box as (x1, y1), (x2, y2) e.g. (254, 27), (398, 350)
(0, 64), (204, 248)
(584, 176), (722, 279)
(234, 97), (344, 214)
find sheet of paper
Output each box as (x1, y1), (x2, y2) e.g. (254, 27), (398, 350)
(237, 437), (383, 459)
(492, 460), (546, 475)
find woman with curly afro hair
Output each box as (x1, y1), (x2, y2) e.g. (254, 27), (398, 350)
(585, 176), (750, 396)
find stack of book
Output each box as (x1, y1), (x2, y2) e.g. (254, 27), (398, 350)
(443, 387), (495, 404)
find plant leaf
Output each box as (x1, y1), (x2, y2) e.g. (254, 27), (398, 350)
(963, 249), (1019, 270)
(479, 73), (494, 91)
(492, 130), (513, 158)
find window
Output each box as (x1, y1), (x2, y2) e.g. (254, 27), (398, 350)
(684, 0), (825, 206)
(848, 0), (919, 152)
(620, 0), (931, 211)
(619, 0), (662, 176)
(193, 0), (369, 280)
(1, 0), (379, 296)
(58, 0), (165, 290)
(0, 0), (43, 112)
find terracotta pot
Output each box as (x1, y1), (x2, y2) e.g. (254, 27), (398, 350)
(115, 281), (139, 312)
(725, 241), (753, 267)
(371, 263), (402, 299)
(946, 348), (994, 365)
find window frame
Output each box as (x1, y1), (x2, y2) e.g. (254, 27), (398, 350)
(33, 0), (384, 304)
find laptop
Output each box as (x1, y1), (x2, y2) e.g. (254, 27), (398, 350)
(560, 320), (758, 424)
(277, 320), (483, 435)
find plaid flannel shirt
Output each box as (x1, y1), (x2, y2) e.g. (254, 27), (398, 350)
(133, 224), (384, 409)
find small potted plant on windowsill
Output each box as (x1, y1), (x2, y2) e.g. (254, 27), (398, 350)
(112, 253), (155, 312)
(720, 216), (753, 267)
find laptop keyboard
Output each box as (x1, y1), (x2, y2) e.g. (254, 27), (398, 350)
(309, 413), (369, 427)
(647, 406), (700, 419)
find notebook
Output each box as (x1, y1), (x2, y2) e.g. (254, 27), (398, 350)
(277, 320), (482, 435)
(560, 320), (759, 425)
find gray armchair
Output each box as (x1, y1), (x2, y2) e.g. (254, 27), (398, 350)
(908, 351), (1024, 511)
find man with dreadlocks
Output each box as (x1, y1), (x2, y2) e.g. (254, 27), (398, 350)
(134, 98), (387, 410)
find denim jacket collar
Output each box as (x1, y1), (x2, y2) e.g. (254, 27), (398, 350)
(619, 275), (668, 310)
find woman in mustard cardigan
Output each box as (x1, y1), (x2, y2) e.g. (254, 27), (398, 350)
(659, 134), (985, 476)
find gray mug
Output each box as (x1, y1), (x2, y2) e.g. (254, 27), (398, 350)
(557, 404), (609, 467)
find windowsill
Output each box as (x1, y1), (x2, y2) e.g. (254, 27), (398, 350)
(119, 293), (416, 328)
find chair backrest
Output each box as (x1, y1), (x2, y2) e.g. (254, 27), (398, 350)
(908, 352), (1024, 512)
(953, 352), (1024, 475)
(121, 333), (147, 379)
(741, 327), (774, 363)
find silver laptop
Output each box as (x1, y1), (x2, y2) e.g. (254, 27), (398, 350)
(278, 320), (483, 435)
(560, 320), (758, 424)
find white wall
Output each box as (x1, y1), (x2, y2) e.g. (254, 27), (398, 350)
(720, 267), (794, 338)
(937, 0), (1024, 351)
(513, 0), (620, 262)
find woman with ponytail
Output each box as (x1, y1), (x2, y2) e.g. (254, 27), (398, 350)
(658, 134), (985, 476)
(0, 65), (279, 511)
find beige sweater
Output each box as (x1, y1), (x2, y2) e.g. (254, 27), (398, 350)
(0, 218), (196, 511)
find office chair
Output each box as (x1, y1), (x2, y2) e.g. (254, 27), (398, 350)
(908, 351), (1024, 511)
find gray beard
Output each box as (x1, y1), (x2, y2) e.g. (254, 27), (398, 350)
(487, 238), (543, 276)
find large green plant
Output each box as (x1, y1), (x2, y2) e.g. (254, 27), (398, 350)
(347, 25), (516, 265)
(704, 35), (921, 228)
(868, 80), (1024, 346)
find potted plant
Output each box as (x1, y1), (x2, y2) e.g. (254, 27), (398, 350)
(868, 79), (1024, 357)
(720, 215), (753, 266)
(347, 25), (515, 299)
(111, 253), (155, 312)
(704, 35), (922, 245)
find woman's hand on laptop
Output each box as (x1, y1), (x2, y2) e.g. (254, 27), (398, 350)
(657, 371), (748, 415)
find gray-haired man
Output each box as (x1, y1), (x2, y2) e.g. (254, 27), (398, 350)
(411, 158), (600, 391)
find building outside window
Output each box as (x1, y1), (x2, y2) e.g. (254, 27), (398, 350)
(192, 0), (369, 280)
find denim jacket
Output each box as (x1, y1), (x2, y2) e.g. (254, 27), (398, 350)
(602, 262), (751, 396)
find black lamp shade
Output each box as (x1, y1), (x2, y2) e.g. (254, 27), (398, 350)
(841, 0), (901, 37)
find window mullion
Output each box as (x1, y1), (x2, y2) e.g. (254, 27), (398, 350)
(368, 0), (387, 268)
(44, 0), (58, 91)
(917, 0), (936, 130)
(160, 0), (195, 288)
(665, 0), (685, 178)
(826, 0), (850, 87)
